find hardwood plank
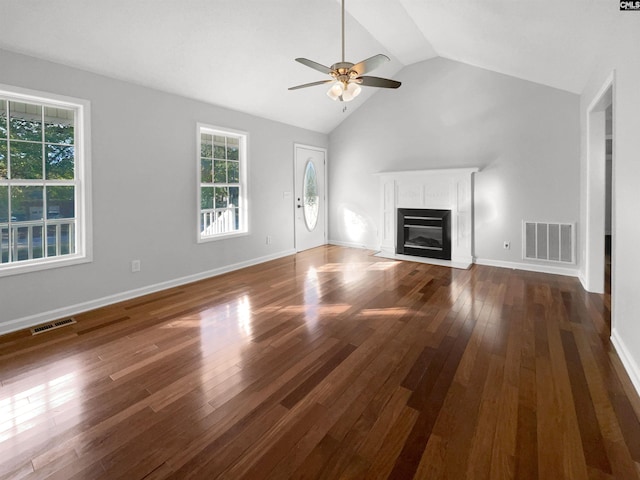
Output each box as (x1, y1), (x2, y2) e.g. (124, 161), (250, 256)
(561, 329), (612, 474)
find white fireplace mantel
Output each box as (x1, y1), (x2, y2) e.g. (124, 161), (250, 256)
(375, 168), (479, 268)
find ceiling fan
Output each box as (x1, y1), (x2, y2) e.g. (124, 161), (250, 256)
(288, 0), (401, 102)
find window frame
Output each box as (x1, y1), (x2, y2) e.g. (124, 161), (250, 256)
(196, 123), (248, 243)
(0, 84), (92, 277)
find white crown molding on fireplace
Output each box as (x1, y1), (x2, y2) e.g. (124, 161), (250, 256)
(375, 168), (479, 268)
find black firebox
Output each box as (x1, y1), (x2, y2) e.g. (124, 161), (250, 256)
(396, 208), (451, 260)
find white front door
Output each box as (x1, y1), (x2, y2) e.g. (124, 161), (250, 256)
(294, 144), (326, 252)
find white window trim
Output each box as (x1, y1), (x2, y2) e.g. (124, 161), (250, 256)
(196, 123), (248, 243)
(0, 83), (92, 277)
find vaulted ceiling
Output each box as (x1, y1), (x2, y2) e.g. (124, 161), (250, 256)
(0, 0), (621, 133)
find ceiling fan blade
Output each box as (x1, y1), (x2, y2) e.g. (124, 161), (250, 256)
(295, 58), (334, 75)
(288, 79), (334, 91)
(351, 54), (390, 76)
(356, 76), (401, 89)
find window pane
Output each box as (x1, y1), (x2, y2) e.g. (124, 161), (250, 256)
(0, 141), (7, 179)
(0, 101), (7, 139)
(201, 158), (212, 183)
(227, 161), (239, 183)
(227, 140), (238, 160)
(47, 224), (59, 257)
(201, 134), (212, 158)
(1, 227), (7, 263)
(229, 186), (239, 207)
(201, 187), (213, 209)
(214, 160), (226, 183)
(215, 187), (228, 208)
(32, 226), (44, 259)
(12, 225), (43, 261)
(46, 144), (74, 179)
(10, 141), (43, 179)
(214, 143), (226, 160)
(44, 107), (74, 144)
(61, 223), (74, 254)
(44, 222), (74, 257)
(233, 208), (239, 230)
(9, 102), (42, 141)
(11, 186), (44, 221)
(47, 186), (75, 219)
(0, 186), (8, 222)
(303, 160), (319, 231)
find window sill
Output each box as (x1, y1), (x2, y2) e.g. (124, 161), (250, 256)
(0, 254), (92, 278)
(197, 230), (249, 244)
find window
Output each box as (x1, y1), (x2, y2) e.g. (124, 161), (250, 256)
(197, 124), (247, 242)
(302, 160), (319, 231)
(0, 85), (91, 276)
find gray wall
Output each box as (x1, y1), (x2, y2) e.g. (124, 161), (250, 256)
(0, 49), (327, 332)
(328, 57), (580, 270)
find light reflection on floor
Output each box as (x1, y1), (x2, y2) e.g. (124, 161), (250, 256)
(358, 307), (417, 317)
(195, 295), (254, 360)
(316, 261), (400, 273)
(0, 369), (81, 443)
(303, 267), (321, 329)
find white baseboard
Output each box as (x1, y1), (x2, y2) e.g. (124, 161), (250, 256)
(474, 257), (580, 278)
(578, 271), (588, 290)
(328, 239), (377, 250)
(331, 245), (577, 276)
(0, 249), (296, 336)
(611, 329), (640, 398)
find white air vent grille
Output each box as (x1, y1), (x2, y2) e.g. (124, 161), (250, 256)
(30, 317), (77, 335)
(523, 221), (574, 263)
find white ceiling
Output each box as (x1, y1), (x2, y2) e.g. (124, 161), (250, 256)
(0, 0), (623, 133)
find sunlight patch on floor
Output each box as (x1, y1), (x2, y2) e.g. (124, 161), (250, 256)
(0, 371), (81, 443)
(358, 307), (417, 317)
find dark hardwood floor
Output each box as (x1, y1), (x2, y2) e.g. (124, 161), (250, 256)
(1, 245), (638, 479)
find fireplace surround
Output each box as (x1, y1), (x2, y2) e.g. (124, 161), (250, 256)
(376, 168), (478, 268)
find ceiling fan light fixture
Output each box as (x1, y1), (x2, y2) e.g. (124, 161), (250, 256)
(327, 81), (344, 100)
(340, 82), (361, 102)
(347, 82), (361, 98)
(289, 0), (401, 100)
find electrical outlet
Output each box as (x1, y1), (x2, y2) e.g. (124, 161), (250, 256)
(131, 260), (141, 272)
(503, 241), (510, 250)
(266, 235), (272, 245)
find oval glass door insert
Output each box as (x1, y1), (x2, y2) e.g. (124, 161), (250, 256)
(303, 160), (319, 231)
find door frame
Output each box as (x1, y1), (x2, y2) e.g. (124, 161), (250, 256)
(293, 143), (328, 251)
(584, 71), (614, 295)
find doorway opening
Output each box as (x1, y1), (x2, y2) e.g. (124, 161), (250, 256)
(585, 72), (614, 329)
(605, 105), (612, 287)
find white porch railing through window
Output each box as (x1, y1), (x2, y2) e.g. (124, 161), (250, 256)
(0, 219), (76, 264)
(201, 206), (237, 237)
